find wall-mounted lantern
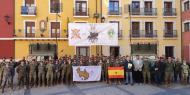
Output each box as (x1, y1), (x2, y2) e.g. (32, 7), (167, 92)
(4, 15), (11, 25)
(39, 20), (47, 32)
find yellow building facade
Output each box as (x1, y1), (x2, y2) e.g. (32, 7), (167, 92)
(15, 0), (181, 60)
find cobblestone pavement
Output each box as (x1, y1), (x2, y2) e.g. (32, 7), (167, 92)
(1, 82), (190, 95)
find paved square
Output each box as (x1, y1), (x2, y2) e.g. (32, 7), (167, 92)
(2, 83), (190, 95)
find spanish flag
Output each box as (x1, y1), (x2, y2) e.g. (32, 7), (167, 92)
(108, 66), (124, 79)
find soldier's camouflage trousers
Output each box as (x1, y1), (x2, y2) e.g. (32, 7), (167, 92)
(29, 73), (37, 87)
(46, 72), (53, 86)
(38, 73), (45, 86)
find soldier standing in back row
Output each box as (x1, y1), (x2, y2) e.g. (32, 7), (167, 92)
(29, 59), (37, 87)
(16, 61), (27, 89)
(46, 60), (54, 86)
(38, 60), (46, 87)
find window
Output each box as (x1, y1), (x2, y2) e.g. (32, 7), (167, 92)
(24, 0), (35, 6)
(165, 22), (173, 32)
(164, 2), (176, 16)
(76, 47), (90, 56)
(184, 22), (190, 32)
(50, 22), (60, 38)
(109, 0), (119, 15)
(144, 1), (153, 15)
(74, 0), (87, 16)
(50, 0), (61, 13)
(21, 0), (36, 15)
(109, 21), (121, 37)
(184, 1), (190, 11)
(165, 46), (174, 58)
(164, 22), (177, 37)
(145, 22), (154, 37)
(132, 22), (140, 37)
(131, 1), (140, 15)
(25, 22), (35, 37)
(110, 46), (120, 57)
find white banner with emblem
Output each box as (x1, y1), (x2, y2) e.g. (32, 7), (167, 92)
(72, 66), (101, 82)
(68, 23), (118, 46)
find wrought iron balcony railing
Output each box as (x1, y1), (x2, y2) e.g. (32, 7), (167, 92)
(130, 8), (157, 16)
(108, 7), (122, 15)
(130, 30), (157, 38)
(163, 8), (177, 16)
(164, 30), (177, 37)
(73, 8), (89, 16)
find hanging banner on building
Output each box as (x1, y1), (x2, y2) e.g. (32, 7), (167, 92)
(68, 23), (118, 46)
(72, 66), (101, 82)
(108, 66), (124, 79)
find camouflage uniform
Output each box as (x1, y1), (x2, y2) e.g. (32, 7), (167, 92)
(46, 61), (54, 86)
(65, 61), (73, 85)
(165, 60), (174, 86)
(181, 63), (189, 85)
(1, 62), (13, 93)
(142, 59), (151, 84)
(29, 61), (37, 87)
(16, 62), (27, 88)
(54, 61), (61, 85)
(60, 61), (66, 84)
(38, 61), (46, 86)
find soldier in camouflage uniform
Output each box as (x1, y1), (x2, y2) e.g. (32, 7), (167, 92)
(16, 61), (27, 89)
(38, 60), (46, 86)
(142, 57), (151, 84)
(1, 60), (13, 93)
(165, 57), (174, 87)
(65, 59), (73, 85)
(60, 60), (66, 84)
(46, 60), (54, 86)
(29, 59), (37, 87)
(181, 60), (189, 85)
(54, 60), (61, 85)
(105, 58), (111, 84)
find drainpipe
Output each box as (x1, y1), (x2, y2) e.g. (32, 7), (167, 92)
(13, 0), (16, 59)
(180, 0), (183, 60)
(100, 0), (102, 56)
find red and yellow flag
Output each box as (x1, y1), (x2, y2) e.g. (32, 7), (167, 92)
(108, 66), (124, 79)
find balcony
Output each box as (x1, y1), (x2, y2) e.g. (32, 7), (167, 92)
(163, 8), (177, 16)
(51, 33), (60, 38)
(108, 7), (122, 15)
(131, 30), (157, 38)
(21, 6), (36, 16)
(130, 8), (157, 16)
(26, 33), (35, 38)
(164, 30), (177, 38)
(73, 8), (89, 17)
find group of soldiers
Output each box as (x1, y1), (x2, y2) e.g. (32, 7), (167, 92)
(0, 55), (190, 93)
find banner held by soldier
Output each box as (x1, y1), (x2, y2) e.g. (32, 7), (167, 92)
(72, 66), (101, 82)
